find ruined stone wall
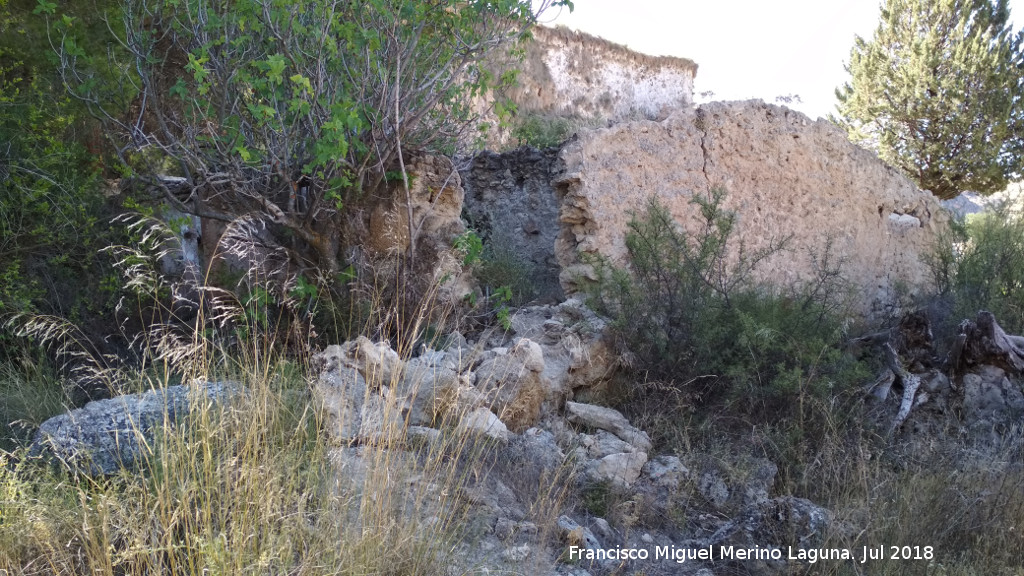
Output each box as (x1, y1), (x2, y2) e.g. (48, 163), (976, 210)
(510, 26), (696, 120)
(476, 26), (697, 148)
(553, 100), (950, 316)
(461, 147), (564, 303)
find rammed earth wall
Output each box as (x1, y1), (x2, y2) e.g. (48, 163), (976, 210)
(553, 100), (949, 316)
(464, 100), (949, 317)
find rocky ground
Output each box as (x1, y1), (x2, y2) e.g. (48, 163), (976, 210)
(29, 294), (1024, 575)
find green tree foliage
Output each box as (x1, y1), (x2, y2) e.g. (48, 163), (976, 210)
(835, 0), (1024, 199)
(1, 0), (124, 355)
(47, 0), (569, 275)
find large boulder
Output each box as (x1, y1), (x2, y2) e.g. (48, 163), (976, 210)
(509, 297), (617, 403)
(30, 381), (242, 475)
(472, 339), (547, 432)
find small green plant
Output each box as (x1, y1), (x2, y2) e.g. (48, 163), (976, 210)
(492, 285), (513, 331)
(579, 480), (614, 518)
(508, 113), (607, 150)
(456, 230), (521, 330)
(453, 230), (485, 268)
(511, 114), (574, 148)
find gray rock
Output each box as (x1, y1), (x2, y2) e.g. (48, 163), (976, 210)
(510, 297), (617, 403)
(585, 451), (648, 488)
(707, 496), (833, 556)
(578, 430), (637, 459)
(508, 427), (566, 473)
(590, 517), (615, 541)
(501, 544), (532, 562)
(458, 407), (510, 442)
(313, 344), (373, 441)
(30, 381), (242, 475)
(962, 366), (1024, 431)
(398, 356), (461, 426)
(473, 338), (546, 431)
(406, 425), (442, 444)
(557, 515), (607, 566)
(643, 455), (689, 488)
(565, 401), (652, 452)
(357, 391), (405, 444)
(698, 471), (730, 508)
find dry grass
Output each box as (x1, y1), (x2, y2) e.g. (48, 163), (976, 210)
(0, 349), (470, 575)
(0, 212), (572, 575)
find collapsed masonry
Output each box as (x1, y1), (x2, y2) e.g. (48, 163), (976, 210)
(464, 100), (949, 317)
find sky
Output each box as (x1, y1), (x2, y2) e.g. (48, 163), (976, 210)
(537, 0), (1024, 121)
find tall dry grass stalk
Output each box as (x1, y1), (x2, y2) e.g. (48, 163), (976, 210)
(1, 212), (570, 575)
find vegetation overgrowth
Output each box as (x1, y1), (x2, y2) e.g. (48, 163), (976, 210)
(587, 189), (1024, 576)
(4, 0), (1024, 574)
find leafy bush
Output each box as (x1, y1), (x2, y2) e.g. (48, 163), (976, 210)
(0, 59), (126, 361)
(926, 202), (1024, 334)
(511, 114), (576, 148)
(509, 113), (605, 149)
(588, 190), (866, 418)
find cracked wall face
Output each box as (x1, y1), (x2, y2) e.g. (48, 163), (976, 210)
(552, 100), (949, 317)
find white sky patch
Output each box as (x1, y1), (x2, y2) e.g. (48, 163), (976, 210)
(538, 0), (1024, 120)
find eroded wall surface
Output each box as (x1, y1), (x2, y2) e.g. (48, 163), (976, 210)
(509, 26), (696, 120)
(553, 100), (949, 316)
(475, 26), (698, 148)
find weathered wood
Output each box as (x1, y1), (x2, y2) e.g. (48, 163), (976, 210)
(882, 342), (921, 437)
(865, 368), (895, 402)
(852, 311), (933, 436)
(956, 311), (1024, 374)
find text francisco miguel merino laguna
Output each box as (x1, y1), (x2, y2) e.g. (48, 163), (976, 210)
(568, 544), (934, 565)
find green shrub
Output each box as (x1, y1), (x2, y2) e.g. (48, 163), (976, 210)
(509, 113), (606, 149)
(588, 190), (867, 419)
(926, 202), (1024, 334)
(510, 114), (575, 148)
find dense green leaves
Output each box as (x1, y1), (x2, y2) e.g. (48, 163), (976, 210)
(48, 0), (566, 274)
(835, 0), (1024, 199)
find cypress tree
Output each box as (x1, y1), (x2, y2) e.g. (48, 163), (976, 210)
(835, 0), (1024, 199)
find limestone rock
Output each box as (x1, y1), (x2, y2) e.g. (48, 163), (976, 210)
(357, 391), (405, 445)
(557, 515), (608, 567)
(510, 297), (616, 401)
(705, 496), (833, 574)
(584, 450), (648, 488)
(473, 338), (546, 432)
(643, 455), (689, 489)
(505, 427), (566, 476)
(962, 365), (1024, 432)
(397, 356), (462, 426)
(692, 456), (778, 511)
(458, 407), (510, 442)
(317, 337), (402, 387)
(313, 344), (372, 441)
(30, 381), (242, 476)
(577, 430), (636, 459)
(564, 401), (652, 452)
